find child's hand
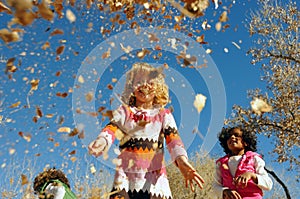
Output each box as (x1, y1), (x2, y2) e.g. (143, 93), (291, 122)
(223, 189), (242, 199)
(88, 137), (107, 157)
(234, 171), (257, 188)
(175, 156), (205, 192)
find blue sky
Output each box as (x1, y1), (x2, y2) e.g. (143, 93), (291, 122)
(0, 0), (298, 197)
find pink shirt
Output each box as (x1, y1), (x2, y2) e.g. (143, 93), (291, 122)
(212, 151), (273, 199)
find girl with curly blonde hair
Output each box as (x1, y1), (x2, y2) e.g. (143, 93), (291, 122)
(89, 62), (204, 199)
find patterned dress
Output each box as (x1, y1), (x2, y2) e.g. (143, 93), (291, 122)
(97, 105), (188, 199)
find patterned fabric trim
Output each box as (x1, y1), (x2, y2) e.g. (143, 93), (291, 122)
(119, 137), (164, 150)
(110, 188), (172, 199)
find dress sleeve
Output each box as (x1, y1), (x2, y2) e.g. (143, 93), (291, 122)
(254, 156), (273, 191)
(162, 109), (188, 162)
(211, 161), (228, 199)
(97, 105), (127, 151)
(44, 182), (66, 199)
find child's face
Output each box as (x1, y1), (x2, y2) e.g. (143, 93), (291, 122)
(226, 128), (246, 155)
(132, 74), (155, 105)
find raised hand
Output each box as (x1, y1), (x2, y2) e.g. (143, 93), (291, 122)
(223, 189), (242, 199)
(88, 137), (107, 157)
(234, 171), (257, 188)
(175, 155), (205, 192)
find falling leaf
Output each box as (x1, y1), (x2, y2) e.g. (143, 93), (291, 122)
(56, 45), (65, 55)
(69, 150), (76, 155)
(120, 43), (132, 53)
(78, 75), (84, 83)
(66, 9), (76, 23)
(45, 114), (54, 118)
(69, 128), (79, 137)
(9, 148), (16, 155)
(215, 22), (222, 32)
(78, 131), (85, 139)
(205, 49), (212, 54)
(38, 0), (54, 21)
(57, 127), (71, 133)
(193, 94), (207, 113)
(23, 134), (31, 142)
(9, 101), (21, 108)
(30, 79), (39, 91)
(36, 106), (43, 117)
(5, 57), (17, 73)
(0, 2), (12, 14)
(21, 174), (28, 185)
(85, 92), (93, 102)
(250, 98), (272, 115)
(0, 28), (19, 43)
(70, 157), (77, 162)
(219, 11), (228, 22)
(41, 41), (50, 50)
(50, 29), (64, 36)
(90, 165), (96, 174)
(56, 92), (68, 98)
(107, 84), (113, 90)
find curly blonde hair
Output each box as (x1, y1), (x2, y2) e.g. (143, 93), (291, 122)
(121, 62), (169, 107)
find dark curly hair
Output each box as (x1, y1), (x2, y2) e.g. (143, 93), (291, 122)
(218, 126), (257, 155)
(33, 168), (71, 194)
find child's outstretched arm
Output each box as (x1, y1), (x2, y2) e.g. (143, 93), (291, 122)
(88, 123), (119, 157)
(162, 109), (204, 191)
(175, 155), (205, 191)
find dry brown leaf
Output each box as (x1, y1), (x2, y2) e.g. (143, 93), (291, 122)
(36, 106), (43, 117)
(5, 57), (17, 73)
(56, 92), (68, 98)
(56, 45), (65, 55)
(38, 0), (54, 21)
(70, 156), (77, 162)
(66, 9), (76, 23)
(0, 2), (12, 14)
(57, 127), (71, 133)
(53, 0), (64, 18)
(21, 174), (28, 185)
(30, 79), (39, 90)
(78, 131), (85, 139)
(9, 101), (21, 108)
(107, 84), (113, 90)
(219, 11), (228, 22)
(69, 150), (76, 155)
(41, 41), (50, 50)
(85, 92), (93, 102)
(0, 29), (19, 43)
(50, 29), (64, 36)
(32, 116), (38, 123)
(15, 11), (36, 26)
(69, 128), (79, 137)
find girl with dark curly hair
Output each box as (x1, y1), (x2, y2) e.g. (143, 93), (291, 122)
(212, 127), (273, 199)
(33, 168), (77, 199)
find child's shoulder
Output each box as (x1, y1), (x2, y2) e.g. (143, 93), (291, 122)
(245, 151), (262, 158)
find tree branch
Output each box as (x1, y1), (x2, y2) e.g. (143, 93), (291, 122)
(267, 51), (300, 64)
(265, 167), (291, 199)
